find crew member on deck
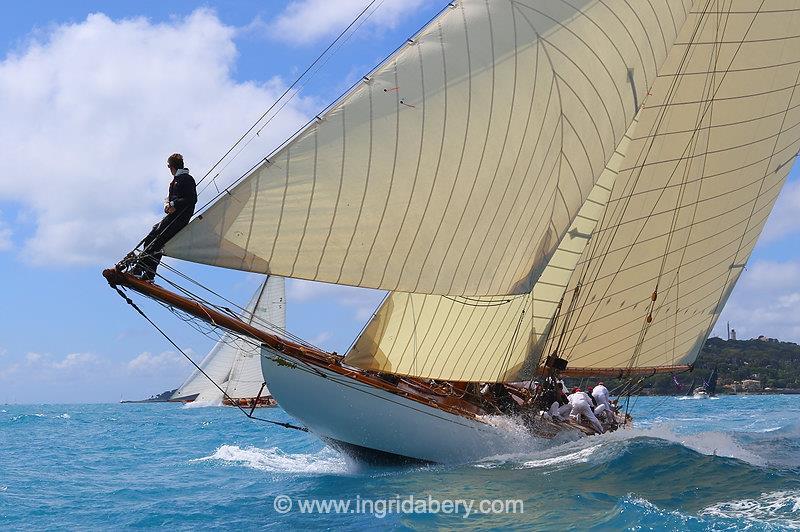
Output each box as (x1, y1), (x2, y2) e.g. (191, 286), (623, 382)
(592, 382), (612, 412)
(129, 153), (197, 281)
(567, 387), (604, 434)
(591, 381), (614, 422)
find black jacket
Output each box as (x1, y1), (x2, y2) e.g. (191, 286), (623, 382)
(168, 171), (197, 214)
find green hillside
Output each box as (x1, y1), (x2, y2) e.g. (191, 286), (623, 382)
(567, 337), (800, 395)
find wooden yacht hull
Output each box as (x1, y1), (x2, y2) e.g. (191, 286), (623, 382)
(260, 347), (585, 464)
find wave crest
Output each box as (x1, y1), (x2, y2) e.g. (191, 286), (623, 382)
(192, 445), (350, 474)
(700, 490), (800, 529)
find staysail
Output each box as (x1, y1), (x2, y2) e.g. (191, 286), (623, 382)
(171, 276), (286, 402)
(165, 0), (690, 296)
(552, 1), (800, 374)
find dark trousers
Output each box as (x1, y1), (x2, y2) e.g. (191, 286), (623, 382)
(135, 211), (192, 280)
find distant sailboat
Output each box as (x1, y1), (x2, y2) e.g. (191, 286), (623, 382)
(171, 276), (285, 408)
(685, 377), (696, 398)
(105, 0), (800, 463)
(693, 366), (719, 398)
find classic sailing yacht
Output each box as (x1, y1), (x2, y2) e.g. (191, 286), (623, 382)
(105, 0), (800, 463)
(171, 276), (285, 407)
(692, 365), (718, 398)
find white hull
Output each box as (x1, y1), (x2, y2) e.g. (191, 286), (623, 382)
(260, 347), (584, 463)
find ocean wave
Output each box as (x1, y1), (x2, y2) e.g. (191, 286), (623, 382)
(699, 490), (800, 529)
(520, 445), (601, 469)
(191, 445), (350, 474)
(181, 399), (223, 409)
(475, 421), (768, 473)
(630, 424), (766, 466)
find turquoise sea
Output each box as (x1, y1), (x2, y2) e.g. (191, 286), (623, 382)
(1, 395), (799, 530)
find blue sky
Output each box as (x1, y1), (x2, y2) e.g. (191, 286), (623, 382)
(1, 1), (799, 403)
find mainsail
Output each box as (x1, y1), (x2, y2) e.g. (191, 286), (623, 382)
(171, 276), (285, 402)
(165, 0), (690, 296)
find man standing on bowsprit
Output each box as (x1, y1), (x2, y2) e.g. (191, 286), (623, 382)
(129, 153), (197, 281)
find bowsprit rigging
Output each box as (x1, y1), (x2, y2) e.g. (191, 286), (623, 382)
(104, 0), (800, 464)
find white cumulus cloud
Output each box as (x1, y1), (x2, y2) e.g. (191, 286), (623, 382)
(267, 0), (431, 46)
(0, 211), (12, 251)
(761, 178), (800, 243)
(287, 278), (384, 321)
(127, 350), (186, 374)
(719, 260), (800, 341)
(0, 10), (313, 266)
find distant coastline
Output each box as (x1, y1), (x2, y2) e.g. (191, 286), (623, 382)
(567, 337), (800, 396)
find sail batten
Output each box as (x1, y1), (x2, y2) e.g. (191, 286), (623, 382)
(165, 0), (690, 297)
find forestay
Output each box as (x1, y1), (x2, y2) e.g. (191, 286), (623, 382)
(554, 1), (800, 372)
(165, 0), (689, 296)
(171, 276), (286, 402)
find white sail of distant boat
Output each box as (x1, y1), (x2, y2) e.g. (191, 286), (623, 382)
(171, 276), (285, 406)
(106, 0), (800, 464)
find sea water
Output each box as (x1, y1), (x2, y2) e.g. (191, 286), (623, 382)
(1, 395), (798, 530)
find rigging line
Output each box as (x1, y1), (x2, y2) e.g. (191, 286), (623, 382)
(190, 0), (458, 223)
(628, 1), (729, 372)
(111, 286), (308, 432)
(199, 0), (390, 200)
(669, 0), (731, 364)
(155, 263), (313, 348)
(550, 229), (759, 349)
(194, 0), (380, 188)
(140, 261), (316, 355)
(496, 299), (527, 380)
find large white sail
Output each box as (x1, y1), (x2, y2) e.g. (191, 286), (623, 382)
(165, 0), (689, 296)
(346, 1), (800, 380)
(344, 133), (628, 381)
(171, 276), (285, 402)
(553, 2), (800, 373)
